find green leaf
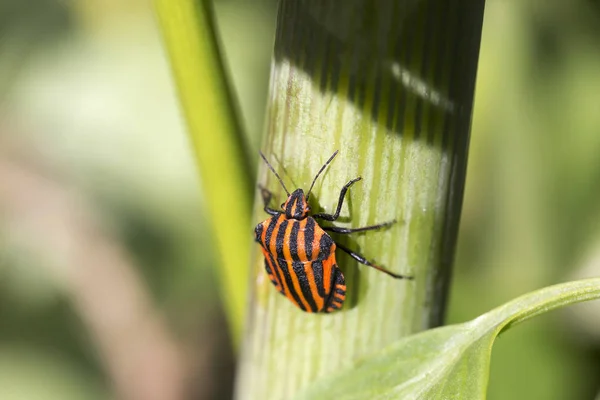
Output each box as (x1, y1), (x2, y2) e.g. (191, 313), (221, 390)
(294, 278), (600, 400)
(153, 0), (253, 341)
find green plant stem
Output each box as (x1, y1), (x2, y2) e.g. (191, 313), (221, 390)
(154, 0), (252, 340)
(235, 1), (485, 398)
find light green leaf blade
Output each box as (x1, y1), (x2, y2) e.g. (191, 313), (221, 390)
(295, 278), (600, 400)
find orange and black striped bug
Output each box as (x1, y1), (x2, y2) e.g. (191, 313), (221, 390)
(254, 150), (413, 313)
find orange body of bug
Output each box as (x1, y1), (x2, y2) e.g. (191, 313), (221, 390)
(255, 151), (412, 313)
(255, 189), (345, 312)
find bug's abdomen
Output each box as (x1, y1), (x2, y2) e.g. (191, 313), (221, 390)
(323, 267), (346, 313)
(277, 258), (324, 312)
(260, 252), (329, 312)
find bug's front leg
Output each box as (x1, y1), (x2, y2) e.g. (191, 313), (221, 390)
(258, 185), (281, 216)
(313, 177), (362, 221)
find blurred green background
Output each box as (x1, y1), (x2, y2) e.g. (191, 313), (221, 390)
(1, 0), (600, 399)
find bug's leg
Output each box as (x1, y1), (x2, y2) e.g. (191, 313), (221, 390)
(259, 185), (280, 216)
(313, 177), (362, 221)
(336, 242), (413, 280)
(323, 268), (346, 313)
(322, 220), (396, 234)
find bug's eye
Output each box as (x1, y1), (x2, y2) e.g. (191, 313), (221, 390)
(280, 202), (285, 209)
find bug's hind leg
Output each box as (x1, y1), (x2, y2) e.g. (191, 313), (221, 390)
(323, 268), (346, 313)
(336, 242), (413, 280)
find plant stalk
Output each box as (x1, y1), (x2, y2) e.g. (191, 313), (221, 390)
(235, 0), (486, 398)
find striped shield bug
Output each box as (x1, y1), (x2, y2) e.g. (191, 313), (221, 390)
(254, 150), (413, 313)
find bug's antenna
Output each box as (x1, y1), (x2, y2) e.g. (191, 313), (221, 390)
(260, 151), (290, 196)
(306, 150), (339, 200)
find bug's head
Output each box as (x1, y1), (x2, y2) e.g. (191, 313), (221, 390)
(282, 188), (311, 220)
(259, 150), (339, 220)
